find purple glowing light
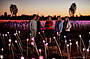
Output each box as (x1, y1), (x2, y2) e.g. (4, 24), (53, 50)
(39, 56), (43, 59)
(38, 32), (40, 34)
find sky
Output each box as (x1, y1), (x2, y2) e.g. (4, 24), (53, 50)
(0, 0), (90, 17)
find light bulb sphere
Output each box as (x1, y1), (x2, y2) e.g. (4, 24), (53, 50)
(76, 41), (78, 45)
(57, 32), (59, 35)
(38, 32), (40, 34)
(31, 42), (34, 45)
(83, 48), (85, 51)
(21, 56), (24, 59)
(15, 40), (17, 43)
(65, 40), (67, 43)
(43, 40), (45, 43)
(70, 42), (72, 45)
(42, 31), (44, 33)
(27, 38), (29, 42)
(53, 36), (56, 39)
(8, 43), (11, 47)
(9, 39), (12, 43)
(39, 56), (43, 59)
(5, 34), (7, 36)
(79, 35), (81, 38)
(18, 31), (20, 33)
(39, 49), (41, 52)
(89, 32), (90, 34)
(1, 48), (4, 51)
(2, 34), (4, 37)
(67, 44), (69, 47)
(7, 32), (9, 34)
(0, 55), (4, 59)
(64, 36), (66, 38)
(31, 37), (34, 41)
(87, 49), (89, 52)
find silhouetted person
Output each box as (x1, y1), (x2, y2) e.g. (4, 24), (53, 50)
(30, 15), (37, 37)
(63, 16), (71, 43)
(36, 15), (41, 32)
(55, 16), (63, 40)
(45, 16), (53, 43)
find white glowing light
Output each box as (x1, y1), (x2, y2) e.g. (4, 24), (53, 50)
(39, 56), (43, 59)
(70, 42), (72, 45)
(18, 31), (20, 33)
(0, 55), (4, 59)
(7, 32), (9, 34)
(64, 36), (66, 38)
(30, 33), (32, 36)
(45, 43), (48, 46)
(87, 48), (89, 52)
(76, 41), (78, 45)
(38, 32), (40, 34)
(65, 40), (67, 43)
(27, 38), (29, 42)
(43, 40), (45, 43)
(31, 37), (34, 41)
(5, 34), (7, 36)
(15, 40), (17, 43)
(69, 39), (71, 42)
(14, 33), (17, 36)
(42, 31), (44, 33)
(1, 48), (4, 51)
(83, 48), (85, 51)
(57, 32), (58, 35)
(21, 56), (24, 59)
(53, 36), (56, 39)
(9, 39), (11, 43)
(31, 42), (34, 46)
(79, 35), (81, 38)
(2, 34), (4, 37)
(39, 49), (41, 53)
(67, 44), (69, 47)
(8, 43), (11, 47)
(89, 32), (90, 34)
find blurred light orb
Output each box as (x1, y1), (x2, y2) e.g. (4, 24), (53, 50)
(15, 40), (17, 43)
(76, 41), (78, 45)
(64, 36), (66, 38)
(87, 48), (89, 52)
(0, 55), (4, 59)
(79, 35), (81, 38)
(27, 38), (29, 42)
(21, 56), (24, 59)
(70, 42), (72, 45)
(31, 42), (34, 46)
(39, 56), (43, 59)
(9, 39), (12, 43)
(67, 44), (69, 47)
(1, 48), (4, 51)
(53, 36), (56, 39)
(39, 49), (41, 52)
(7, 32), (9, 34)
(43, 40), (45, 43)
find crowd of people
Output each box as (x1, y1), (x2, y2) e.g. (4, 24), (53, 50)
(30, 14), (71, 43)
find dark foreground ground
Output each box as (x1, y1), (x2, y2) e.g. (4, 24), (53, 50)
(0, 22), (90, 59)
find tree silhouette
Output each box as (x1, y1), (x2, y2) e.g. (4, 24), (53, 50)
(10, 4), (18, 16)
(4, 12), (7, 17)
(69, 3), (76, 17)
